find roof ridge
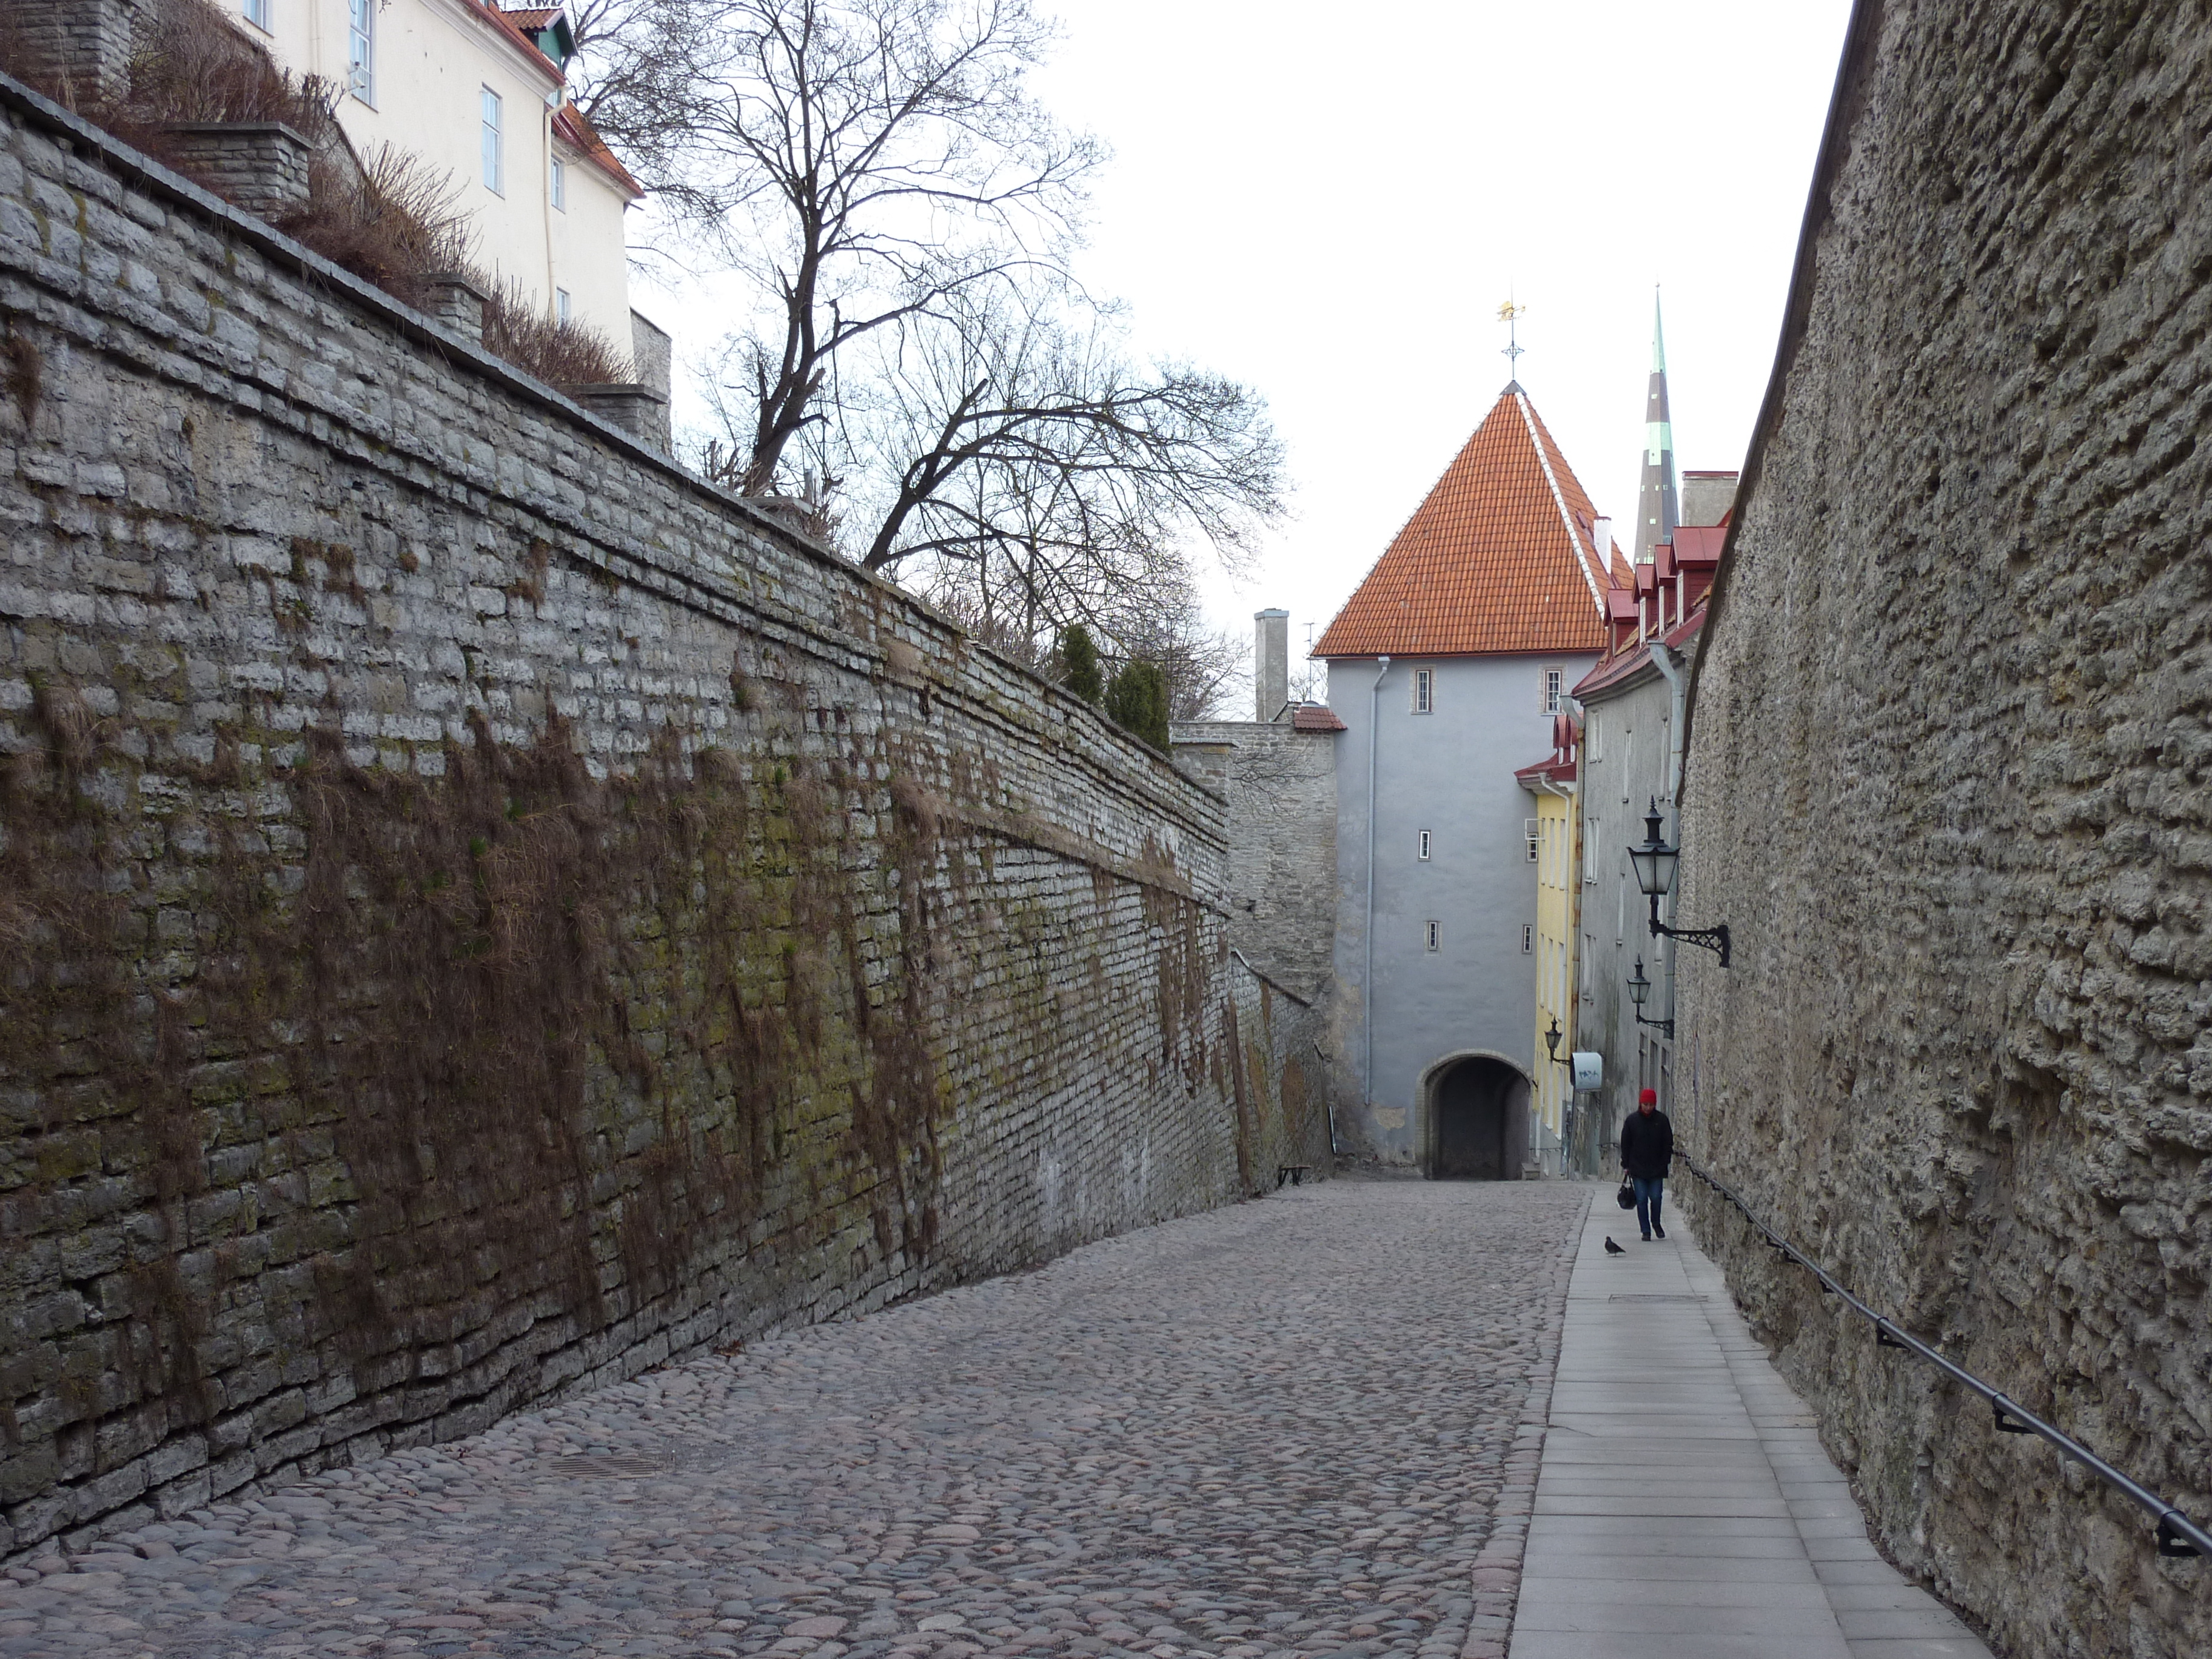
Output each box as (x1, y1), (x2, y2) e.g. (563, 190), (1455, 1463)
(1514, 390), (1606, 618)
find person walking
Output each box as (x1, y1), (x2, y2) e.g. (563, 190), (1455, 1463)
(1620, 1087), (1674, 1241)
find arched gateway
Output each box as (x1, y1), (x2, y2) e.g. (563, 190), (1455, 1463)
(1417, 1051), (1533, 1180)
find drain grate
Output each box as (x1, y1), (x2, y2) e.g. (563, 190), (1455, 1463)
(547, 1456), (679, 1478)
(1607, 1293), (1704, 1302)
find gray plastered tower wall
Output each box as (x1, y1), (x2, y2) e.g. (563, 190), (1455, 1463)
(1674, 3), (2212, 1655)
(0, 75), (1259, 1560)
(1326, 653), (1594, 1165)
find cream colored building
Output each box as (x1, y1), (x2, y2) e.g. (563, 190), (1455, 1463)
(1518, 748), (1580, 1174)
(233, 0), (640, 343)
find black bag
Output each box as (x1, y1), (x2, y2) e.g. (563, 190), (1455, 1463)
(1615, 1179), (1635, 1210)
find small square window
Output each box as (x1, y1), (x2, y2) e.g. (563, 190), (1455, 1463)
(1521, 923), (1534, 954)
(551, 156), (568, 212)
(1525, 817), (1540, 862)
(1412, 667), (1433, 714)
(1543, 666), (1564, 714)
(1425, 920), (1441, 953)
(1417, 829), (1431, 861)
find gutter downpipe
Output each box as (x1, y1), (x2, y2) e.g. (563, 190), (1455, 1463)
(1363, 655), (1391, 1105)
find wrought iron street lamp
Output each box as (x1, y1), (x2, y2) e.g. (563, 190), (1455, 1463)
(1544, 1017), (1571, 1065)
(1630, 798), (1731, 967)
(1626, 956), (1674, 1038)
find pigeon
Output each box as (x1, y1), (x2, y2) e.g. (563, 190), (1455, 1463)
(1603, 1236), (1627, 1255)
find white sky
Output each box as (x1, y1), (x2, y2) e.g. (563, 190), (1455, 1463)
(634, 0), (1856, 695)
(1025, 0), (1856, 686)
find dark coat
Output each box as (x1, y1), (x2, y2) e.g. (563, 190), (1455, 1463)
(1620, 1107), (1674, 1179)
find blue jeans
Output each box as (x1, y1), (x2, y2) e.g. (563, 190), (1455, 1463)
(1633, 1176), (1666, 1237)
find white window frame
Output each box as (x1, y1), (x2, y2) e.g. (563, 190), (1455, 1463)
(481, 88), (505, 195)
(1543, 665), (1564, 714)
(1524, 817), (1540, 862)
(1521, 923), (1533, 954)
(555, 288), (573, 324)
(243, 0), (270, 32)
(550, 155), (568, 212)
(347, 0), (375, 104)
(1425, 920), (1441, 954)
(1417, 829), (1431, 862)
(1412, 667), (1434, 714)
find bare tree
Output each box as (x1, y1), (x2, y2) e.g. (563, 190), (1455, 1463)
(571, 0), (1287, 671)
(574, 0), (1097, 496)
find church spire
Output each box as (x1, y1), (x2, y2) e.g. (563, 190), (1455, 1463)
(1635, 291), (1678, 564)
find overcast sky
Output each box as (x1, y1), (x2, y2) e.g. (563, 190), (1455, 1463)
(637, 1), (1857, 700)
(1026, 0), (1857, 694)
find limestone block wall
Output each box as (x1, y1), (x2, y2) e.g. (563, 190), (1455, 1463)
(1168, 720), (1337, 997)
(0, 75), (1253, 1559)
(1675, 4), (2212, 1655)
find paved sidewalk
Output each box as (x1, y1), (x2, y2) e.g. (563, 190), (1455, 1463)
(1508, 1190), (1992, 1659)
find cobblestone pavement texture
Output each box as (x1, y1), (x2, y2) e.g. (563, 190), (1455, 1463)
(0, 1181), (1586, 1659)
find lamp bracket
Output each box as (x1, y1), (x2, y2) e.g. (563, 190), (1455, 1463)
(1634, 1012), (1676, 1039)
(1649, 908), (1731, 968)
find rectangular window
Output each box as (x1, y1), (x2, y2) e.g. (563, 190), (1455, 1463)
(1425, 920), (1441, 954)
(1416, 829), (1430, 861)
(555, 288), (573, 324)
(243, 0), (270, 31)
(1412, 668), (1433, 714)
(1587, 708), (1603, 761)
(481, 88), (504, 195)
(347, 0), (374, 102)
(1584, 815), (1600, 883)
(550, 155), (568, 212)
(1524, 817), (1539, 862)
(1521, 923), (1533, 954)
(1543, 665), (1564, 714)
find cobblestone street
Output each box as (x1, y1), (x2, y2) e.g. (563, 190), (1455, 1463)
(0, 1181), (1586, 1659)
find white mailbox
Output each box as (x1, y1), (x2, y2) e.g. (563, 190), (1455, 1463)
(1570, 1051), (1604, 1092)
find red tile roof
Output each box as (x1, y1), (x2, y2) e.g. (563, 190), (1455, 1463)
(553, 101), (645, 199)
(1315, 387), (1622, 659)
(1291, 704), (1348, 732)
(502, 6), (565, 27)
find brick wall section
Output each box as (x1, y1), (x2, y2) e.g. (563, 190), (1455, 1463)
(1675, 4), (2211, 1655)
(0, 76), (1254, 1558)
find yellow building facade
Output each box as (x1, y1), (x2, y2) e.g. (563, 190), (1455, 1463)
(1518, 749), (1580, 1174)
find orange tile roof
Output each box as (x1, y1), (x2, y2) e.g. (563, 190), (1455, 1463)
(1314, 387), (1621, 658)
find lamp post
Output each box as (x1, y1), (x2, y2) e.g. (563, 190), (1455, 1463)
(1626, 956), (1674, 1038)
(1629, 798), (1731, 967)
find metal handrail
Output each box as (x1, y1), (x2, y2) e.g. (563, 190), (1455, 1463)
(1678, 1151), (2209, 1561)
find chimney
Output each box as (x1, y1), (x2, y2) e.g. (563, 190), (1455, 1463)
(1680, 471), (1740, 528)
(1255, 608), (1290, 722)
(1590, 515), (1613, 565)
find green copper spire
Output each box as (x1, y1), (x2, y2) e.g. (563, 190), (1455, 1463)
(1635, 290), (1678, 564)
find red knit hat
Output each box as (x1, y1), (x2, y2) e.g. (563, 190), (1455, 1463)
(1639, 1088), (1658, 1105)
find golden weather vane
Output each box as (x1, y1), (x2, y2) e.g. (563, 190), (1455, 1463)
(1498, 299), (1528, 377)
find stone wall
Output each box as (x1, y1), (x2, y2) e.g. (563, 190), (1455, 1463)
(1168, 718), (1338, 997)
(0, 75), (1260, 1560)
(1675, 4), (2211, 1655)
(1170, 719), (1341, 1179)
